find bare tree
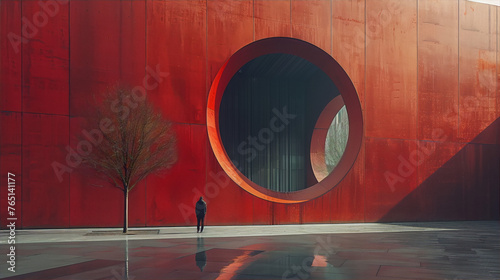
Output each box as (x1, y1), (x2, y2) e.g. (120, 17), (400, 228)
(81, 86), (177, 233)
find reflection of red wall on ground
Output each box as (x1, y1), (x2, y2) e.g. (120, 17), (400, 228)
(0, 0), (498, 229)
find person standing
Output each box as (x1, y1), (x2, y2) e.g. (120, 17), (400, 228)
(195, 197), (207, 233)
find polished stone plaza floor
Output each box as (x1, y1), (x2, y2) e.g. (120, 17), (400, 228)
(0, 221), (499, 279)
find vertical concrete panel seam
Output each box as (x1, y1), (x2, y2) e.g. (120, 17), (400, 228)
(119, 2), (123, 80)
(144, 0), (147, 227)
(272, 203), (275, 225)
(68, 0), (71, 228)
(416, 0), (419, 206)
(252, 0), (255, 42)
(205, 0), (209, 93)
(497, 6), (499, 220)
(299, 201), (303, 224)
(363, 0), (367, 223)
(21, 114), (24, 228)
(0, 120), (2, 226)
(489, 6), (493, 116)
(20, 0), (24, 229)
(329, 0), (333, 223)
(458, 0), (461, 139)
(204, 0), (211, 226)
(290, 0), (292, 37)
(416, 0), (419, 143)
(330, 0), (333, 56)
(0, 116), (2, 229)
(495, 6), (499, 122)
(252, 0), (255, 224)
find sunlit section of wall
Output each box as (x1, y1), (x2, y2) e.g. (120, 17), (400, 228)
(466, 0), (500, 6)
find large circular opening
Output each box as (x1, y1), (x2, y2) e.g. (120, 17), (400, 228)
(207, 37), (363, 203)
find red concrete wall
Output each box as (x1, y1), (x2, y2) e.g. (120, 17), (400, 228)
(0, 0), (498, 229)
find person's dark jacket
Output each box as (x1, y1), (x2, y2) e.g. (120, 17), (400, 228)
(195, 200), (207, 217)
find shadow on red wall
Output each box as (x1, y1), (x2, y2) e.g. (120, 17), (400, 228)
(379, 118), (500, 222)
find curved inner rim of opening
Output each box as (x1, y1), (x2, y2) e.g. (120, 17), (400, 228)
(219, 53), (344, 192)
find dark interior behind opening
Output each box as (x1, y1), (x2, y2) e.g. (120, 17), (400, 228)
(219, 53), (340, 192)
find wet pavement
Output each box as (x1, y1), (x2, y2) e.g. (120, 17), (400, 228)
(0, 221), (499, 279)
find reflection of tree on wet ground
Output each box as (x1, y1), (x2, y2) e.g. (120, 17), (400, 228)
(196, 237), (207, 272)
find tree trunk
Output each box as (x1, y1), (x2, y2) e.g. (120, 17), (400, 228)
(123, 190), (128, 233)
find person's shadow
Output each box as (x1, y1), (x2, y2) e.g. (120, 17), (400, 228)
(195, 237), (207, 272)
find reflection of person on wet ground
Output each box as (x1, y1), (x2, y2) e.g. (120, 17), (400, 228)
(195, 196), (207, 233)
(195, 237), (207, 272)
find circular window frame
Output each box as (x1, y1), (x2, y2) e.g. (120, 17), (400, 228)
(207, 37), (363, 203)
